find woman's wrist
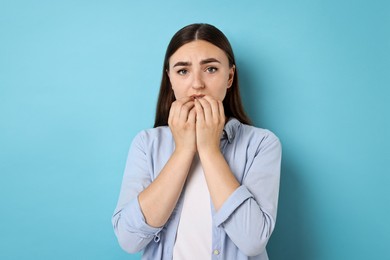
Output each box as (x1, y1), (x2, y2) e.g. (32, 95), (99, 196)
(173, 146), (197, 157)
(198, 145), (222, 160)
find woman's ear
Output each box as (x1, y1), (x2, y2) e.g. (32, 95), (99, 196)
(227, 65), (235, 88)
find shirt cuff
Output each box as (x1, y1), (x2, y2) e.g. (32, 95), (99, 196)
(213, 185), (253, 227)
(122, 196), (163, 237)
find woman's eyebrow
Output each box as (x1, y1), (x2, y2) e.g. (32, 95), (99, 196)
(173, 61), (191, 67)
(173, 58), (221, 68)
(200, 58), (221, 65)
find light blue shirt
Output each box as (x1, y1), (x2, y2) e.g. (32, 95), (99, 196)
(112, 118), (282, 260)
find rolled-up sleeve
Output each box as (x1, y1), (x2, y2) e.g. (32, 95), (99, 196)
(112, 131), (162, 253)
(213, 132), (282, 256)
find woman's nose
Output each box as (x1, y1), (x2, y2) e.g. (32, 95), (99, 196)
(192, 71), (205, 89)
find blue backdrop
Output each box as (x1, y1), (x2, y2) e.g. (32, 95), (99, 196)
(1, 1), (389, 259)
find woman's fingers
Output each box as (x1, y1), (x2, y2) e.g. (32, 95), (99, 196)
(180, 100), (195, 122)
(196, 96), (224, 124)
(169, 97), (195, 125)
(194, 98), (204, 123)
(203, 96), (222, 122)
(196, 97), (212, 123)
(170, 95), (224, 126)
(187, 106), (196, 124)
(194, 95), (225, 154)
(168, 96), (197, 153)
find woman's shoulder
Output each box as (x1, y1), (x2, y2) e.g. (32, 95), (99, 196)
(231, 119), (281, 149)
(228, 118), (279, 141)
(132, 125), (172, 144)
(244, 124), (279, 140)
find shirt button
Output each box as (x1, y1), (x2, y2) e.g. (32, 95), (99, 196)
(213, 249), (220, 255)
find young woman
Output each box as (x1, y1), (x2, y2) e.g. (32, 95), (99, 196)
(112, 23), (282, 260)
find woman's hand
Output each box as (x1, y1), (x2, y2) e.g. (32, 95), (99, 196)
(168, 97), (197, 154)
(194, 95), (225, 155)
(138, 97), (197, 228)
(194, 95), (239, 211)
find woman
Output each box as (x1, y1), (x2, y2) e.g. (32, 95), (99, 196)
(112, 23), (282, 260)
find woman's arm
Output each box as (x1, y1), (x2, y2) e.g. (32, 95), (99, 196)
(112, 131), (161, 253)
(138, 148), (194, 227)
(195, 96), (282, 256)
(194, 96), (239, 210)
(139, 97), (196, 227)
(214, 135), (281, 256)
(112, 97), (197, 252)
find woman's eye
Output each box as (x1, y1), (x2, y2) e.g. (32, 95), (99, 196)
(206, 67), (218, 73)
(177, 69), (188, 75)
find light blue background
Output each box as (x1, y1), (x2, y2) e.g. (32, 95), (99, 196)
(1, 0), (389, 259)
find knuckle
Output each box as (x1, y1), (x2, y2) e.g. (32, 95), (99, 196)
(183, 103), (192, 109)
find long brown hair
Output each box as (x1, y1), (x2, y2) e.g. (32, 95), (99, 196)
(154, 23), (251, 127)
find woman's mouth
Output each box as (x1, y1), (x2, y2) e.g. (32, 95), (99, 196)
(191, 94), (205, 99)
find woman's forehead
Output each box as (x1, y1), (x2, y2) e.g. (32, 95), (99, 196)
(169, 40), (228, 64)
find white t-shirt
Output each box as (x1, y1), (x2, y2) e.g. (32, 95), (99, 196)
(173, 154), (212, 259)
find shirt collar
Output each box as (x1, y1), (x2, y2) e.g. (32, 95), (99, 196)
(222, 117), (241, 143)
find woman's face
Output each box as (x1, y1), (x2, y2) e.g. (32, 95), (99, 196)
(167, 40), (235, 101)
